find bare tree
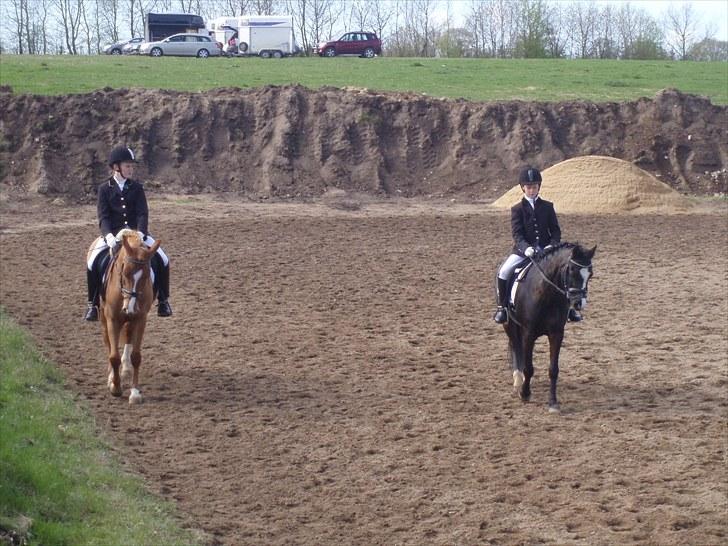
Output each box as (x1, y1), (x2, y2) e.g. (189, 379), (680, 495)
(665, 2), (699, 60)
(369, 0), (394, 50)
(592, 3), (619, 58)
(7, 0), (24, 53)
(99, 0), (122, 43)
(54, 0), (85, 54)
(347, 0), (373, 32)
(566, 0), (598, 58)
(286, 0), (342, 54)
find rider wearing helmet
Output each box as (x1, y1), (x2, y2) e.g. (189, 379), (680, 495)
(83, 146), (172, 321)
(493, 166), (581, 324)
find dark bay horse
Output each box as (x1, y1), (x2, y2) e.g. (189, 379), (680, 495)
(502, 242), (596, 413)
(99, 229), (160, 404)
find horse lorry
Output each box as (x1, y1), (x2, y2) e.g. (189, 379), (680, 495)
(208, 15), (298, 58)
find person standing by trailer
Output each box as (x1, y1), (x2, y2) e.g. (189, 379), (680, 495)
(83, 146), (172, 321)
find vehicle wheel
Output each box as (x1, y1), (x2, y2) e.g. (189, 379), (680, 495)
(239, 42), (249, 53)
(111, 48), (122, 55)
(363, 47), (375, 58)
(150, 47), (163, 57)
(272, 50), (283, 59)
(197, 49), (210, 58)
(324, 47), (336, 57)
(259, 50), (271, 58)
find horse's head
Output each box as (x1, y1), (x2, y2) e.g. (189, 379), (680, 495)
(118, 232), (160, 316)
(564, 244), (596, 311)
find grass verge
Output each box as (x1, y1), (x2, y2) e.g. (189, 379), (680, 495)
(0, 309), (203, 546)
(0, 55), (726, 104)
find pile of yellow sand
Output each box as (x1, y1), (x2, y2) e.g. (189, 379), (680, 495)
(492, 156), (694, 213)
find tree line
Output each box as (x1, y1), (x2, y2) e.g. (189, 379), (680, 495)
(2, 0), (726, 61)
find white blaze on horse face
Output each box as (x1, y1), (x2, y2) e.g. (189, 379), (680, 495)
(580, 267), (590, 309)
(127, 269), (143, 314)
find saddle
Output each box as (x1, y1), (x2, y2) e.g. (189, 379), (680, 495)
(507, 260), (532, 312)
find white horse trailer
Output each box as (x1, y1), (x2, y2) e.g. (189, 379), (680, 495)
(209, 15), (297, 58)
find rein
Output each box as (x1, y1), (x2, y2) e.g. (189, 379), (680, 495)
(528, 256), (590, 302)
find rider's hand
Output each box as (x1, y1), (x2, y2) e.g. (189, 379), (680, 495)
(105, 233), (118, 249)
(137, 231), (146, 242)
(544, 245), (553, 251)
(525, 246), (535, 258)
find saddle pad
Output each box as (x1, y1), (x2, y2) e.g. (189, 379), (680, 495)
(510, 262), (533, 306)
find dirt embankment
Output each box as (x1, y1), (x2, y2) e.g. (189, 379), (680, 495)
(0, 86), (725, 202)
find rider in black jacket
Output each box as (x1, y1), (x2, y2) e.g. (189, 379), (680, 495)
(493, 167), (581, 324)
(83, 146), (172, 321)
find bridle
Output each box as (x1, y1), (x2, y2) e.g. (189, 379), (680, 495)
(529, 256), (591, 306)
(119, 254), (152, 300)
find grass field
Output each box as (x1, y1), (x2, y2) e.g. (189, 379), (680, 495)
(0, 55), (726, 104)
(0, 310), (202, 546)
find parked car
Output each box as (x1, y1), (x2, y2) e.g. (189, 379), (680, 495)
(102, 37), (144, 55)
(122, 39), (145, 55)
(139, 33), (221, 58)
(316, 32), (381, 58)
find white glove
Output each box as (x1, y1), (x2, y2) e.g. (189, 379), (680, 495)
(105, 233), (118, 249)
(137, 231), (146, 242)
(544, 245), (553, 251)
(525, 246), (535, 258)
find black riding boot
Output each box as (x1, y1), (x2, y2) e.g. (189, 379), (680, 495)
(156, 263), (172, 317)
(493, 277), (509, 324)
(568, 308), (583, 322)
(84, 268), (99, 321)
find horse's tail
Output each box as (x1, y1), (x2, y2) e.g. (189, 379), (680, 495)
(507, 324), (523, 372)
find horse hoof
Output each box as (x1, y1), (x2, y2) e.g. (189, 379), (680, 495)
(513, 371), (524, 388)
(518, 391), (531, 402)
(109, 385), (123, 397)
(129, 388), (143, 404)
(548, 405), (561, 414)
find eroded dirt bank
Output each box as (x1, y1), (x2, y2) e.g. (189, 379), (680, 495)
(0, 86), (726, 202)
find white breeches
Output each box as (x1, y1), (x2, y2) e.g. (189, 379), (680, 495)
(498, 253), (525, 280)
(86, 234), (169, 270)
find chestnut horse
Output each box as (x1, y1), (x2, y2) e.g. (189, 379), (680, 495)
(100, 229), (160, 404)
(502, 242), (596, 413)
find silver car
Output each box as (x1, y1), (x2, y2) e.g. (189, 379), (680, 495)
(103, 37), (144, 55)
(139, 33), (221, 58)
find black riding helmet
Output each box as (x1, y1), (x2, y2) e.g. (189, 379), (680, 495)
(108, 146), (137, 167)
(519, 167), (542, 185)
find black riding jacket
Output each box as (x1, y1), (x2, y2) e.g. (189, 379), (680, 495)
(97, 177), (149, 237)
(510, 196), (561, 256)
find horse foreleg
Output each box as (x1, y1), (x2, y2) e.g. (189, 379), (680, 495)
(127, 320), (147, 405)
(120, 323), (133, 383)
(106, 321), (123, 397)
(519, 337), (535, 402)
(547, 330), (564, 413)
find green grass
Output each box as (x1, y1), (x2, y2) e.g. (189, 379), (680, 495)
(0, 55), (726, 103)
(0, 310), (202, 546)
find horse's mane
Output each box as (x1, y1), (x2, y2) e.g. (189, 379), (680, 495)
(116, 228), (142, 248)
(534, 242), (592, 271)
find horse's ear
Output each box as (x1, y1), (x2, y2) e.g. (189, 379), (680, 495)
(588, 245), (597, 259)
(149, 240), (161, 255)
(122, 235), (133, 253)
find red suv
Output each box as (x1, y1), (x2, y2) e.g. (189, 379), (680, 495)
(316, 32), (381, 58)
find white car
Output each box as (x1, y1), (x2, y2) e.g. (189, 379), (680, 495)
(139, 33), (221, 58)
(102, 37), (144, 55)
